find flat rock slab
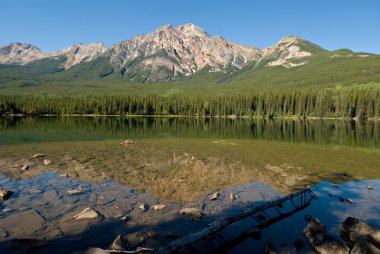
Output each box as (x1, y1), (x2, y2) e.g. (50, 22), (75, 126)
(0, 209), (45, 238)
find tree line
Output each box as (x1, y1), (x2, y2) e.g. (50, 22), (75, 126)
(0, 88), (379, 119)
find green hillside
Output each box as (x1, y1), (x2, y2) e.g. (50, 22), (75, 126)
(0, 49), (380, 96)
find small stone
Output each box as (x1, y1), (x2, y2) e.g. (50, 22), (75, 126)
(293, 239), (305, 249)
(60, 174), (69, 178)
(43, 159), (52, 165)
(151, 204), (166, 211)
(210, 191), (220, 200)
(120, 140), (136, 145)
(180, 208), (203, 220)
(67, 189), (82, 195)
(31, 153), (46, 158)
(21, 165), (29, 170)
(147, 231), (159, 238)
(367, 185), (373, 191)
(72, 207), (99, 220)
(29, 189), (42, 194)
(110, 234), (127, 251)
(229, 192), (236, 201)
(346, 198), (354, 204)
(139, 203), (149, 212)
(120, 214), (131, 222)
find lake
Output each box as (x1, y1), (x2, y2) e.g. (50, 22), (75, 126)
(0, 116), (379, 253)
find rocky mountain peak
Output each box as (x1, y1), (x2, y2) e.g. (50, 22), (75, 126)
(0, 42), (47, 65)
(176, 23), (209, 37)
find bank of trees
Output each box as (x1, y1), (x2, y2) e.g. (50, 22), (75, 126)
(0, 88), (379, 119)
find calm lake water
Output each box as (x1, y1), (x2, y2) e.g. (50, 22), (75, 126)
(0, 117), (379, 253)
(1, 116), (379, 147)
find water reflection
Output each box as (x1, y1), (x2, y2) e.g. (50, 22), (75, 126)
(0, 116), (379, 147)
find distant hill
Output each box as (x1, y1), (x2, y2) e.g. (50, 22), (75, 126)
(0, 23), (379, 95)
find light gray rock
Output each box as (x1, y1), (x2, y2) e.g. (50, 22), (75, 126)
(151, 204), (166, 211)
(209, 191), (220, 200)
(31, 153), (46, 158)
(139, 203), (149, 212)
(72, 207), (100, 220)
(43, 159), (52, 165)
(180, 207), (203, 220)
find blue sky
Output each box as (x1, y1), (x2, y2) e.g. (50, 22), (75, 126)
(1, 0), (379, 53)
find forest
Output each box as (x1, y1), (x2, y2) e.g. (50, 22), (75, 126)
(0, 88), (379, 119)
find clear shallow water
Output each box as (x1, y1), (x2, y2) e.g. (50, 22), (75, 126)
(0, 116), (379, 253)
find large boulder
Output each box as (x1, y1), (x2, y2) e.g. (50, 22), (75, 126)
(303, 218), (349, 254)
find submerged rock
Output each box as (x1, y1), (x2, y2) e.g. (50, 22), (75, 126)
(120, 140), (136, 145)
(72, 207), (99, 220)
(210, 191), (220, 200)
(0, 189), (14, 201)
(139, 203), (149, 212)
(8, 239), (48, 251)
(31, 153), (46, 158)
(293, 239), (305, 249)
(303, 217), (349, 254)
(152, 204), (166, 211)
(110, 234), (127, 251)
(180, 207), (203, 220)
(351, 238), (380, 254)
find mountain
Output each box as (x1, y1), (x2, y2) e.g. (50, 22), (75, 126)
(0, 23), (379, 95)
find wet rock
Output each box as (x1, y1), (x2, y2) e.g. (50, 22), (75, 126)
(72, 207), (99, 220)
(21, 165), (29, 170)
(229, 192), (236, 201)
(31, 153), (46, 158)
(210, 191), (220, 200)
(180, 207), (203, 220)
(303, 218), (349, 254)
(126, 233), (144, 249)
(110, 234), (127, 251)
(346, 198), (354, 204)
(152, 204), (166, 211)
(120, 140), (136, 145)
(139, 203), (149, 212)
(338, 197), (345, 202)
(60, 173), (69, 178)
(86, 247), (108, 254)
(341, 217), (376, 239)
(264, 240), (277, 254)
(0, 189), (13, 200)
(8, 239), (48, 251)
(120, 214), (131, 222)
(368, 185), (373, 191)
(0, 228), (8, 238)
(43, 159), (52, 165)
(293, 239), (305, 249)
(351, 238), (380, 254)
(369, 231), (380, 246)
(147, 231), (159, 238)
(362, 195), (371, 200)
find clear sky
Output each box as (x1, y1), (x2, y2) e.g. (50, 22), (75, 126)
(1, 0), (379, 53)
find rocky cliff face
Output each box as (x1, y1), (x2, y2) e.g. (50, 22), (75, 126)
(0, 24), (319, 81)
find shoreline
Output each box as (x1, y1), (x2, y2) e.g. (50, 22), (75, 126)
(2, 113), (380, 121)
